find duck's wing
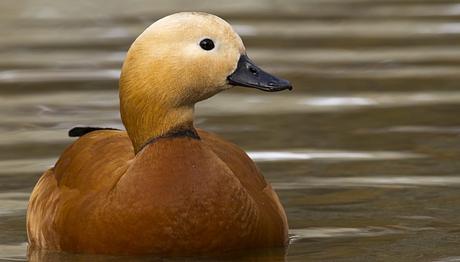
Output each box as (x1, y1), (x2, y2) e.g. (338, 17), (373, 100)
(197, 129), (268, 190)
(28, 129), (135, 250)
(54, 130), (134, 191)
(197, 128), (288, 243)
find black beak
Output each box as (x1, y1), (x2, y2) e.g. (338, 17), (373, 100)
(227, 54), (293, 92)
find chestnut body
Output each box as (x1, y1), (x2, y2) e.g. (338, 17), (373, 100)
(27, 130), (288, 255)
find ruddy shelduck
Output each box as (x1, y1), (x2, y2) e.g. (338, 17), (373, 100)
(27, 12), (292, 256)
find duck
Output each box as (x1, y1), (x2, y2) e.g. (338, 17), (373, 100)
(26, 12), (292, 256)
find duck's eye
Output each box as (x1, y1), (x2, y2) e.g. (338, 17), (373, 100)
(199, 38), (215, 51)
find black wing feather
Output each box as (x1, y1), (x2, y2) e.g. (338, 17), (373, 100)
(68, 127), (121, 137)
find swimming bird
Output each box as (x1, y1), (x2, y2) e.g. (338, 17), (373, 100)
(27, 12), (292, 256)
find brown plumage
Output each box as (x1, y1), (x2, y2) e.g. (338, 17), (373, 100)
(27, 12), (291, 256)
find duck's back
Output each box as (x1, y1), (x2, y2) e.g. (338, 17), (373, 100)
(27, 129), (288, 255)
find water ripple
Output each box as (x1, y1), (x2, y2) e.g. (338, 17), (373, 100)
(435, 257), (460, 262)
(0, 69), (120, 83)
(0, 192), (29, 216)
(0, 158), (55, 175)
(361, 126), (460, 134)
(289, 226), (403, 241)
(0, 243), (27, 261)
(273, 176), (460, 189)
(247, 150), (424, 162)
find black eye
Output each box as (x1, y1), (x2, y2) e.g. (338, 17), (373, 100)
(199, 38), (215, 51)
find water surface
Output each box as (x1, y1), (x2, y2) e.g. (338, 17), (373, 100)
(2, 0), (460, 261)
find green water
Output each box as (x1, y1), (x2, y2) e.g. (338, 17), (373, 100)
(2, 0), (460, 261)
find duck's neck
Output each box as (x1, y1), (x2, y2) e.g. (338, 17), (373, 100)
(119, 50), (200, 153)
(120, 98), (195, 153)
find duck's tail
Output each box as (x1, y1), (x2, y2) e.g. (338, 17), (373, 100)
(68, 127), (121, 137)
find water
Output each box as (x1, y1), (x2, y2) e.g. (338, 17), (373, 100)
(2, 0), (460, 261)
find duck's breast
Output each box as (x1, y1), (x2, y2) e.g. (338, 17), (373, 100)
(105, 136), (264, 254)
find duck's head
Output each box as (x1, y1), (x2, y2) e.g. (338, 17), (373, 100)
(120, 12), (292, 153)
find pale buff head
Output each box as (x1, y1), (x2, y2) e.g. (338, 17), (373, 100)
(120, 12), (244, 106)
(119, 12), (291, 153)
